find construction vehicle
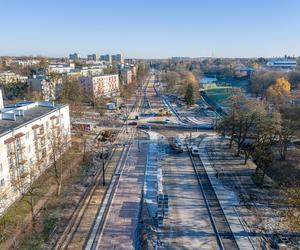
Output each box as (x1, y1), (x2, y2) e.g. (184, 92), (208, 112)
(157, 108), (171, 117)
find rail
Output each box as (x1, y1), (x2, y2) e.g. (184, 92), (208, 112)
(84, 131), (134, 250)
(51, 143), (119, 250)
(187, 146), (239, 250)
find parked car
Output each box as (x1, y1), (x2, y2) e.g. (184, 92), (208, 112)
(191, 146), (200, 156)
(128, 121), (138, 126)
(137, 124), (151, 130)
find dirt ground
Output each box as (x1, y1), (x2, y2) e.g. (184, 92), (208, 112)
(0, 136), (94, 249)
(206, 137), (300, 248)
(267, 147), (300, 187)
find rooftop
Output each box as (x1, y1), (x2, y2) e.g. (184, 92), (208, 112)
(0, 101), (66, 137)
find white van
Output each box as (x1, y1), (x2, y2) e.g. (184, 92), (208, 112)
(191, 146), (200, 156)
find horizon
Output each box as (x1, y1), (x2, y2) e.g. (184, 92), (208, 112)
(1, 0), (300, 58)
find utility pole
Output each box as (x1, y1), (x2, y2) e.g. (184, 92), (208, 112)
(125, 104), (128, 134)
(189, 131), (192, 147)
(101, 139), (105, 186)
(138, 130), (140, 152)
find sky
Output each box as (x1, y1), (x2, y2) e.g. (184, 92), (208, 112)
(0, 0), (300, 58)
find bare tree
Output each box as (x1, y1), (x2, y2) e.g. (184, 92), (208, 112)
(5, 136), (43, 223)
(49, 125), (71, 196)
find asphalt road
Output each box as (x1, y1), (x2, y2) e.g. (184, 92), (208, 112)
(160, 145), (218, 250)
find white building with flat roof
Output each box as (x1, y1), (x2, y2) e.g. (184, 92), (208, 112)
(48, 63), (75, 74)
(0, 90), (71, 216)
(266, 59), (297, 70)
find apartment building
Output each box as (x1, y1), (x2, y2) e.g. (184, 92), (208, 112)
(87, 54), (99, 61)
(0, 90), (71, 216)
(100, 54), (112, 64)
(266, 59), (297, 70)
(112, 54), (124, 64)
(27, 74), (63, 101)
(48, 63), (75, 74)
(120, 68), (133, 85)
(79, 74), (119, 98)
(0, 71), (28, 85)
(118, 64), (137, 84)
(12, 59), (39, 67)
(69, 53), (80, 61)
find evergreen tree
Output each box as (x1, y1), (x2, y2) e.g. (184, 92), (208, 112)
(184, 83), (194, 106)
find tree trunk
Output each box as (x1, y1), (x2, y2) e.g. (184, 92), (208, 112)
(261, 167), (266, 186)
(244, 152), (249, 165)
(282, 144), (287, 161)
(229, 128), (234, 149)
(30, 195), (35, 223)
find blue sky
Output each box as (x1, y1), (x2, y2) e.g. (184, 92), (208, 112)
(0, 0), (299, 58)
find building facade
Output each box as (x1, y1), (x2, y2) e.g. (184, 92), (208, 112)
(87, 54), (99, 61)
(120, 68), (133, 85)
(79, 74), (119, 98)
(0, 93), (71, 216)
(27, 74), (63, 101)
(69, 53), (80, 61)
(112, 54), (124, 64)
(100, 54), (112, 64)
(266, 59), (297, 70)
(48, 63), (75, 74)
(0, 71), (28, 85)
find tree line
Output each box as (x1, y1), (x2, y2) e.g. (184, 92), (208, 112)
(218, 89), (300, 185)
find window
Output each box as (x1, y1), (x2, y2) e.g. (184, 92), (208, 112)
(16, 138), (21, 148)
(46, 121), (49, 129)
(0, 163), (3, 173)
(26, 132), (29, 139)
(9, 158), (14, 168)
(28, 145), (31, 153)
(0, 179), (4, 187)
(6, 144), (12, 155)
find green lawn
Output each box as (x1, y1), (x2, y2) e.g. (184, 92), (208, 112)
(204, 87), (233, 104)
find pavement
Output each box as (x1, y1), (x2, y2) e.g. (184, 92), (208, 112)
(199, 136), (255, 249)
(94, 138), (147, 250)
(143, 131), (165, 219)
(160, 142), (219, 249)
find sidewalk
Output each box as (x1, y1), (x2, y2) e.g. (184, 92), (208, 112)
(199, 136), (255, 249)
(143, 131), (164, 219)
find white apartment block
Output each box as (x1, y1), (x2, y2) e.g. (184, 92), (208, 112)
(12, 59), (39, 67)
(79, 74), (119, 98)
(0, 71), (28, 85)
(48, 63), (75, 74)
(0, 91), (71, 216)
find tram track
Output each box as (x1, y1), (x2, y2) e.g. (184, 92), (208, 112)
(51, 76), (150, 250)
(188, 147), (239, 250)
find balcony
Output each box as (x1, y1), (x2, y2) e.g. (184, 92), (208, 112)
(18, 158), (27, 165)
